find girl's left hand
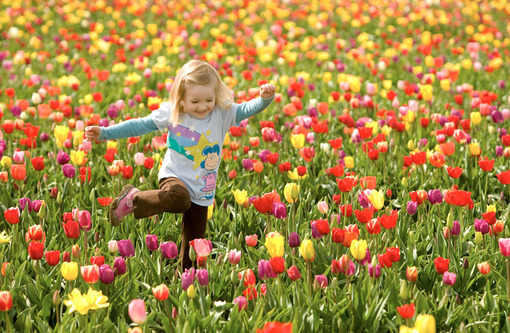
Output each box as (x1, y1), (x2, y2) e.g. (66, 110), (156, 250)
(260, 84), (276, 99)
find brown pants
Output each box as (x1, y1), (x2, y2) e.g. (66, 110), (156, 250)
(131, 177), (208, 270)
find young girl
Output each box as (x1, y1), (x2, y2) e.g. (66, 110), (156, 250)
(85, 60), (276, 269)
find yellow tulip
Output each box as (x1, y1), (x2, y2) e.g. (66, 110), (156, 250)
(290, 133), (305, 149)
(232, 189), (248, 206)
(344, 156), (354, 169)
(70, 150), (86, 166)
(54, 125), (70, 145)
(420, 85), (433, 101)
(287, 168), (307, 180)
(187, 285), (197, 298)
(414, 314), (436, 333)
(487, 205), (496, 213)
(265, 232), (284, 258)
(369, 190), (384, 210)
(470, 112), (481, 125)
(299, 239), (315, 262)
(399, 326), (419, 333)
(207, 205), (214, 219)
(284, 183), (300, 203)
(1, 156), (12, 169)
(468, 142), (481, 156)
(64, 288), (109, 315)
(61, 262), (79, 281)
(350, 239), (367, 260)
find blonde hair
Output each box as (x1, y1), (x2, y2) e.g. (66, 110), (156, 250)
(169, 60), (233, 125)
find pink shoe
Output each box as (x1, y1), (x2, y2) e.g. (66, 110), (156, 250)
(109, 185), (140, 226)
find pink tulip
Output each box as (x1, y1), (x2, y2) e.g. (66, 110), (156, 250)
(442, 271), (457, 286)
(134, 153), (145, 166)
(128, 299), (147, 325)
(499, 238), (510, 257)
(190, 239), (212, 257)
(317, 201), (329, 214)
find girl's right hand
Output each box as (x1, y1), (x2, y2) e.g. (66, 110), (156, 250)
(85, 126), (101, 142)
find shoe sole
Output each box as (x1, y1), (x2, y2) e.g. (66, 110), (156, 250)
(109, 184), (135, 226)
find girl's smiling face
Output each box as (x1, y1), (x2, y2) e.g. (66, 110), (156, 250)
(182, 82), (216, 119)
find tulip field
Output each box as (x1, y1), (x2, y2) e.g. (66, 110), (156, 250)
(2, 0), (510, 332)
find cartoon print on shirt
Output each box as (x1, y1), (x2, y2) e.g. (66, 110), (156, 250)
(199, 144), (220, 200)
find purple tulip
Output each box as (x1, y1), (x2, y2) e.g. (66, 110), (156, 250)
(181, 268), (195, 290)
(113, 257), (126, 275)
(272, 202), (287, 219)
(427, 190), (443, 205)
(19, 197), (33, 212)
(242, 159), (253, 171)
(196, 269), (209, 286)
(288, 232), (300, 248)
(233, 296), (247, 311)
(406, 201), (418, 215)
(161, 241), (178, 259)
(341, 260), (356, 276)
(368, 263), (381, 278)
(62, 164), (75, 178)
(118, 239), (135, 257)
(442, 271), (457, 286)
(32, 200), (43, 213)
(99, 264), (115, 284)
(57, 150), (70, 165)
(257, 259), (276, 279)
(145, 234), (159, 251)
(496, 146), (504, 157)
(474, 219), (490, 235)
(257, 150), (270, 163)
(451, 220), (461, 236)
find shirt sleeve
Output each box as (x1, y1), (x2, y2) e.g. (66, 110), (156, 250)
(235, 96), (275, 123)
(99, 116), (159, 140)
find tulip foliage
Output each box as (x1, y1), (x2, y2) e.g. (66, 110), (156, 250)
(1, 0), (510, 332)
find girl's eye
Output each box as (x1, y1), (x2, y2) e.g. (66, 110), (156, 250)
(192, 101), (198, 104)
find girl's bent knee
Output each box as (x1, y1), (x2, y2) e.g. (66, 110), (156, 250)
(171, 186), (191, 211)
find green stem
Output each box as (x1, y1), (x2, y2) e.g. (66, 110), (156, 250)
(507, 258), (510, 300)
(5, 311), (12, 333)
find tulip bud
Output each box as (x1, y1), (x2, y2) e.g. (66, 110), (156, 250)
(37, 204), (46, 219)
(89, 188), (95, 204)
(108, 240), (118, 253)
(189, 246), (196, 262)
(57, 192), (62, 205)
(330, 277), (338, 289)
(399, 280), (409, 301)
(72, 244), (81, 259)
(474, 231), (483, 245)
(52, 290), (61, 306)
(462, 258), (469, 270)
(94, 232), (100, 243)
(408, 231), (415, 245)
(230, 270), (239, 284)
(446, 210), (454, 228)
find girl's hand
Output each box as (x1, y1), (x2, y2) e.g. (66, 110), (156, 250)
(260, 84), (276, 99)
(85, 126), (101, 142)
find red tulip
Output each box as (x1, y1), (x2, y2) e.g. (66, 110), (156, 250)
(238, 269), (256, 287)
(287, 265), (301, 281)
(4, 207), (20, 225)
(152, 284), (169, 301)
(336, 177), (354, 192)
(386, 247), (400, 262)
(378, 210), (398, 229)
(45, 250), (60, 266)
(0, 291), (13, 311)
(447, 166), (463, 178)
(252, 196), (273, 214)
(97, 197), (113, 206)
(366, 220), (381, 235)
(443, 188), (474, 209)
(360, 176), (377, 190)
(256, 322), (292, 333)
(434, 257), (449, 274)
(28, 241), (44, 260)
(269, 257), (285, 274)
(81, 264), (100, 283)
(11, 164), (26, 181)
(477, 156), (494, 171)
(397, 303), (415, 319)
(31, 157), (45, 171)
(90, 256), (105, 266)
(25, 225), (45, 242)
(377, 253), (393, 268)
(354, 208), (374, 224)
(63, 220), (80, 239)
(496, 170), (510, 185)
(313, 219), (330, 235)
